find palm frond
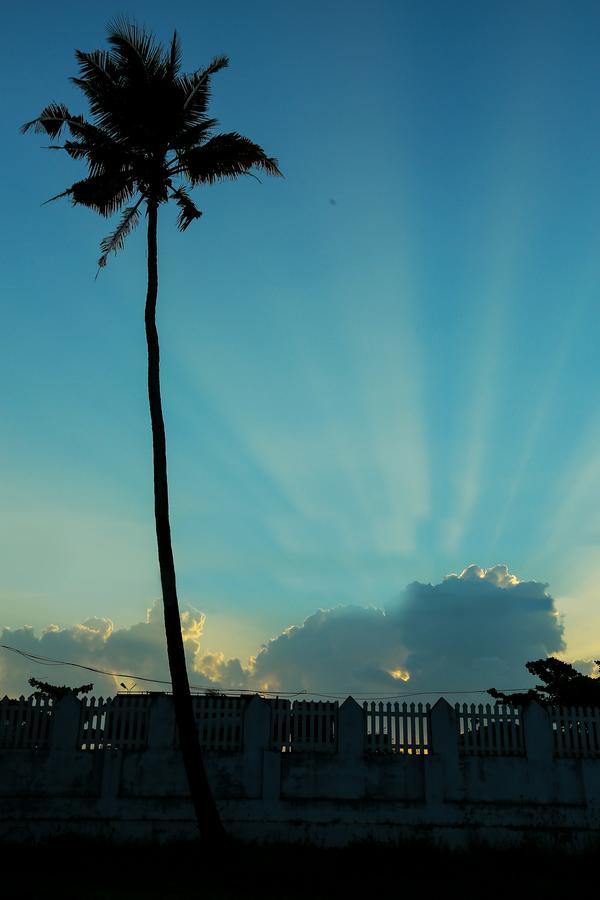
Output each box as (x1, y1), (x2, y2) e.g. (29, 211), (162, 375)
(177, 132), (282, 185)
(41, 170), (137, 216)
(73, 49), (118, 86)
(21, 106), (119, 153)
(21, 102), (77, 137)
(169, 118), (218, 151)
(59, 140), (90, 160)
(68, 173), (136, 215)
(180, 55), (229, 113)
(106, 16), (165, 78)
(43, 139), (127, 166)
(41, 186), (74, 205)
(171, 186), (202, 231)
(97, 201), (143, 269)
(167, 31), (182, 77)
(71, 50), (122, 133)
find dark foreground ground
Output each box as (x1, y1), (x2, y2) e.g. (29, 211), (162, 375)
(0, 836), (597, 899)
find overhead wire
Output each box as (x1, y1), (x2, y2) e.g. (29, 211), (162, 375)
(0, 643), (533, 701)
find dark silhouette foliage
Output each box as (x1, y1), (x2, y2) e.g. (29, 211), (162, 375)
(22, 16), (281, 270)
(28, 678), (94, 701)
(489, 657), (600, 707)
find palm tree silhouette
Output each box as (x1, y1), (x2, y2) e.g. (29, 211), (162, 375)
(22, 18), (281, 841)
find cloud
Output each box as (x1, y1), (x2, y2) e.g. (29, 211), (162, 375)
(0, 601), (205, 697)
(570, 659), (600, 677)
(227, 564), (565, 695)
(0, 565), (575, 699)
(247, 605), (392, 693)
(385, 564), (565, 693)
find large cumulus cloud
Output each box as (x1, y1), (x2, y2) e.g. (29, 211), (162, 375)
(241, 565), (566, 695)
(0, 565), (575, 698)
(387, 565), (565, 692)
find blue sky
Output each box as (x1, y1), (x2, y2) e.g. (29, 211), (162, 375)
(2, 0), (600, 691)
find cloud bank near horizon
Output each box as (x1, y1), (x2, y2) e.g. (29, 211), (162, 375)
(0, 565), (575, 698)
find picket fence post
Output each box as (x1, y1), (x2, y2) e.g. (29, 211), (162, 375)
(523, 701), (554, 764)
(428, 698), (461, 801)
(243, 695), (272, 797)
(338, 696), (365, 761)
(147, 693), (176, 750)
(49, 695), (81, 751)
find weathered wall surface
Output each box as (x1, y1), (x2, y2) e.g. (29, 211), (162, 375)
(1, 694), (600, 847)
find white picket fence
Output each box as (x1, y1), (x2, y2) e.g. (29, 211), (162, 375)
(552, 706), (600, 758)
(455, 703), (524, 755)
(363, 701), (430, 754)
(189, 695), (244, 751)
(0, 695), (53, 749)
(79, 694), (244, 752)
(289, 700), (337, 751)
(79, 695), (151, 750)
(269, 699), (338, 752)
(5, 692), (600, 762)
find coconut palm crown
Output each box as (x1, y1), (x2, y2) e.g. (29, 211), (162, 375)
(22, 18), (281, 267)
(23, 19), (281, 842)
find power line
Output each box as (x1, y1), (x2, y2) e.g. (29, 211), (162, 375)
(0, 644), (305, 697)
(0, 643), (533, 701)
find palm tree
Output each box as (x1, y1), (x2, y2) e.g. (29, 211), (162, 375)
(22, 19), (281, 841)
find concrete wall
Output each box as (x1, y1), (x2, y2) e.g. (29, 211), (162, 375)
(1, 695), (600, 847)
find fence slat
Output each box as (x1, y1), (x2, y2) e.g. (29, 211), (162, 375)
(182, 695), (244, 752)
(78, 695), (150, 751)
(363, 700), (430, 755)
(0, 695), (53, 749)
(552, 706), (600, 758)
(456, 702), (524, 756)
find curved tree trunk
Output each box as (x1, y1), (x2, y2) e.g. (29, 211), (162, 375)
(144, 198), (225, 842)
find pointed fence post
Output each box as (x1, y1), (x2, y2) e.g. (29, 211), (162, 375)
(46, 695), (82, 794)
(49, 694), (81, 751)
(428, 698), (461, 802)
(148, 693), (176, 750)
(338, 696), (365, 762)
(519, 701), (554, 803)
(244, 695), (271, 751)
(523, 701), (554, 764)
(243, 695), (272, 797)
